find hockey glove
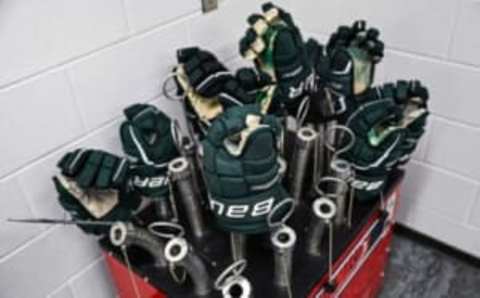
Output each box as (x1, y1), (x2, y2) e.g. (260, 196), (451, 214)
(239, 2), (314, 115)
(120, 103), (181, 199)
(201, 104), (290, 234)
(174, 47), (260, 137)
(54, 149), (140, 235)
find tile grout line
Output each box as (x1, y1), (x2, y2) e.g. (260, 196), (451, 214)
(462, 183), (480, 227)
(64, 70), (88, 131)
(0, 10), (200, 93)
(411, 159), (479, 185)
(0, 226), (57, 264)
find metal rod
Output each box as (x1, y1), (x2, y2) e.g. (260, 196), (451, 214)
(181, 136), (202, 198)
(271, 225), (296, 291)
(313, 123), (325, 187)
(288, 127), (317, 204)
(165, 237), (212, 297)
(154, 198), (172, 221)
(230, 232), (247, 262)
(305, 198), (336, 257)
(329, 159), (351, 226)
(109, 222), (167, 268)
(168, 157), (207, 240)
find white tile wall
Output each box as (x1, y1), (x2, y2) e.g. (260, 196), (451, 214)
(0, 0), (128, 87)
(67, 21), (189, 130)
(70, 258), (116, 298)
(449, 0), (480, 66)
(1, 0), (479, 297)
(123, 0), (200, 33)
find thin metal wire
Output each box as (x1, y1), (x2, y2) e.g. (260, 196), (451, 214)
(328, 220), (334, 284)
(214, 259), (247, 290)
(121, 245), (142, 298)
(169, 262), (187, 284)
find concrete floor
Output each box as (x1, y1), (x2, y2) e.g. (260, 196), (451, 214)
(379, 227), (480, 298)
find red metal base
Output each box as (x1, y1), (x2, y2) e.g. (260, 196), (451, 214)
(105, 184), (400, 298)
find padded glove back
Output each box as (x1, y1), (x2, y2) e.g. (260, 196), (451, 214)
(120, 103), (181, 199)
(202, 105), (289, 234)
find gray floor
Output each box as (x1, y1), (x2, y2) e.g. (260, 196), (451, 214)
(379, 228), (480, 298)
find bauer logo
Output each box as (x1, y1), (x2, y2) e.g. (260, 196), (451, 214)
(210, 198), (275, 219)
(132, 175), (169, 188)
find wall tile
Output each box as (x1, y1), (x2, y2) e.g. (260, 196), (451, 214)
(16, 151), (67, 220)
(450, 0), (480, 66)
(426, 118), (480, 180)
(68, 22), (189, 130)
(48, 285), (75, 298)
(188, 0), (264, 61)
(0, 71), (85, 177)
(397, 197), (480, 259)
(0, 0), (128, 86)
(0, 226), (100, 298)
(286, 0), (369, 37)
(365, 0), (458, 58)
(401, 161), (478, 221)
(384, 51), (480, 127)
(124, 0), (199, 33)
(70, 259), (116, 298)
(467, 189), (480, 229)
(0, 178), (42, 258)
(76, 119), (124, 156)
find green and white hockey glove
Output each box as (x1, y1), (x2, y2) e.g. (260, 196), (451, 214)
(307, 21), (384, 122)
(239, 2), (314, 115)
(120, 103), (181, 199)
(339, 90), (404, 201)
(324, 20), (384, 97)
(201, 104), (290, 234)
(340, 80), (429, 201)
(174, 47), (261, 137)
(54, 149), (140, 235)
(383, 80), (429, 166)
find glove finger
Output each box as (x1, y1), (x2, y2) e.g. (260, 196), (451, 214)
(176, 47), (200, 64)
(95, 154), (116, 189)
(409, 80), (429, 105)
(76, 150), (104, 188)
(220, 79), (252, 106)
(248, 14), (269, 36)
(59, 149), (88, 177)
(352, 20), (367, 35)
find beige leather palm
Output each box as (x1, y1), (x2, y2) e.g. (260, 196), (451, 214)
(175, 66), (224, 122)
(57, 175), (119, 219)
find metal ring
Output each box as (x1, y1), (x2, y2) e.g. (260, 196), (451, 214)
(314, 176), (349, 197)
(267, 198), (295, 229)
(222, 276), (252, 298)
(148, 221), (185, 239)
(312, 197), (337, 220)
(164, 237), (189, 263)
(214, 259), (248, 290)
(271, 225), (296, 249)
(330, 158), (352, 176)
(324, 125), (355, 155)
(162, 72), (185, 102)
(297, 126), (317, 142)
(109, 222), (128, 247)
(168, 157), (189, 173)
